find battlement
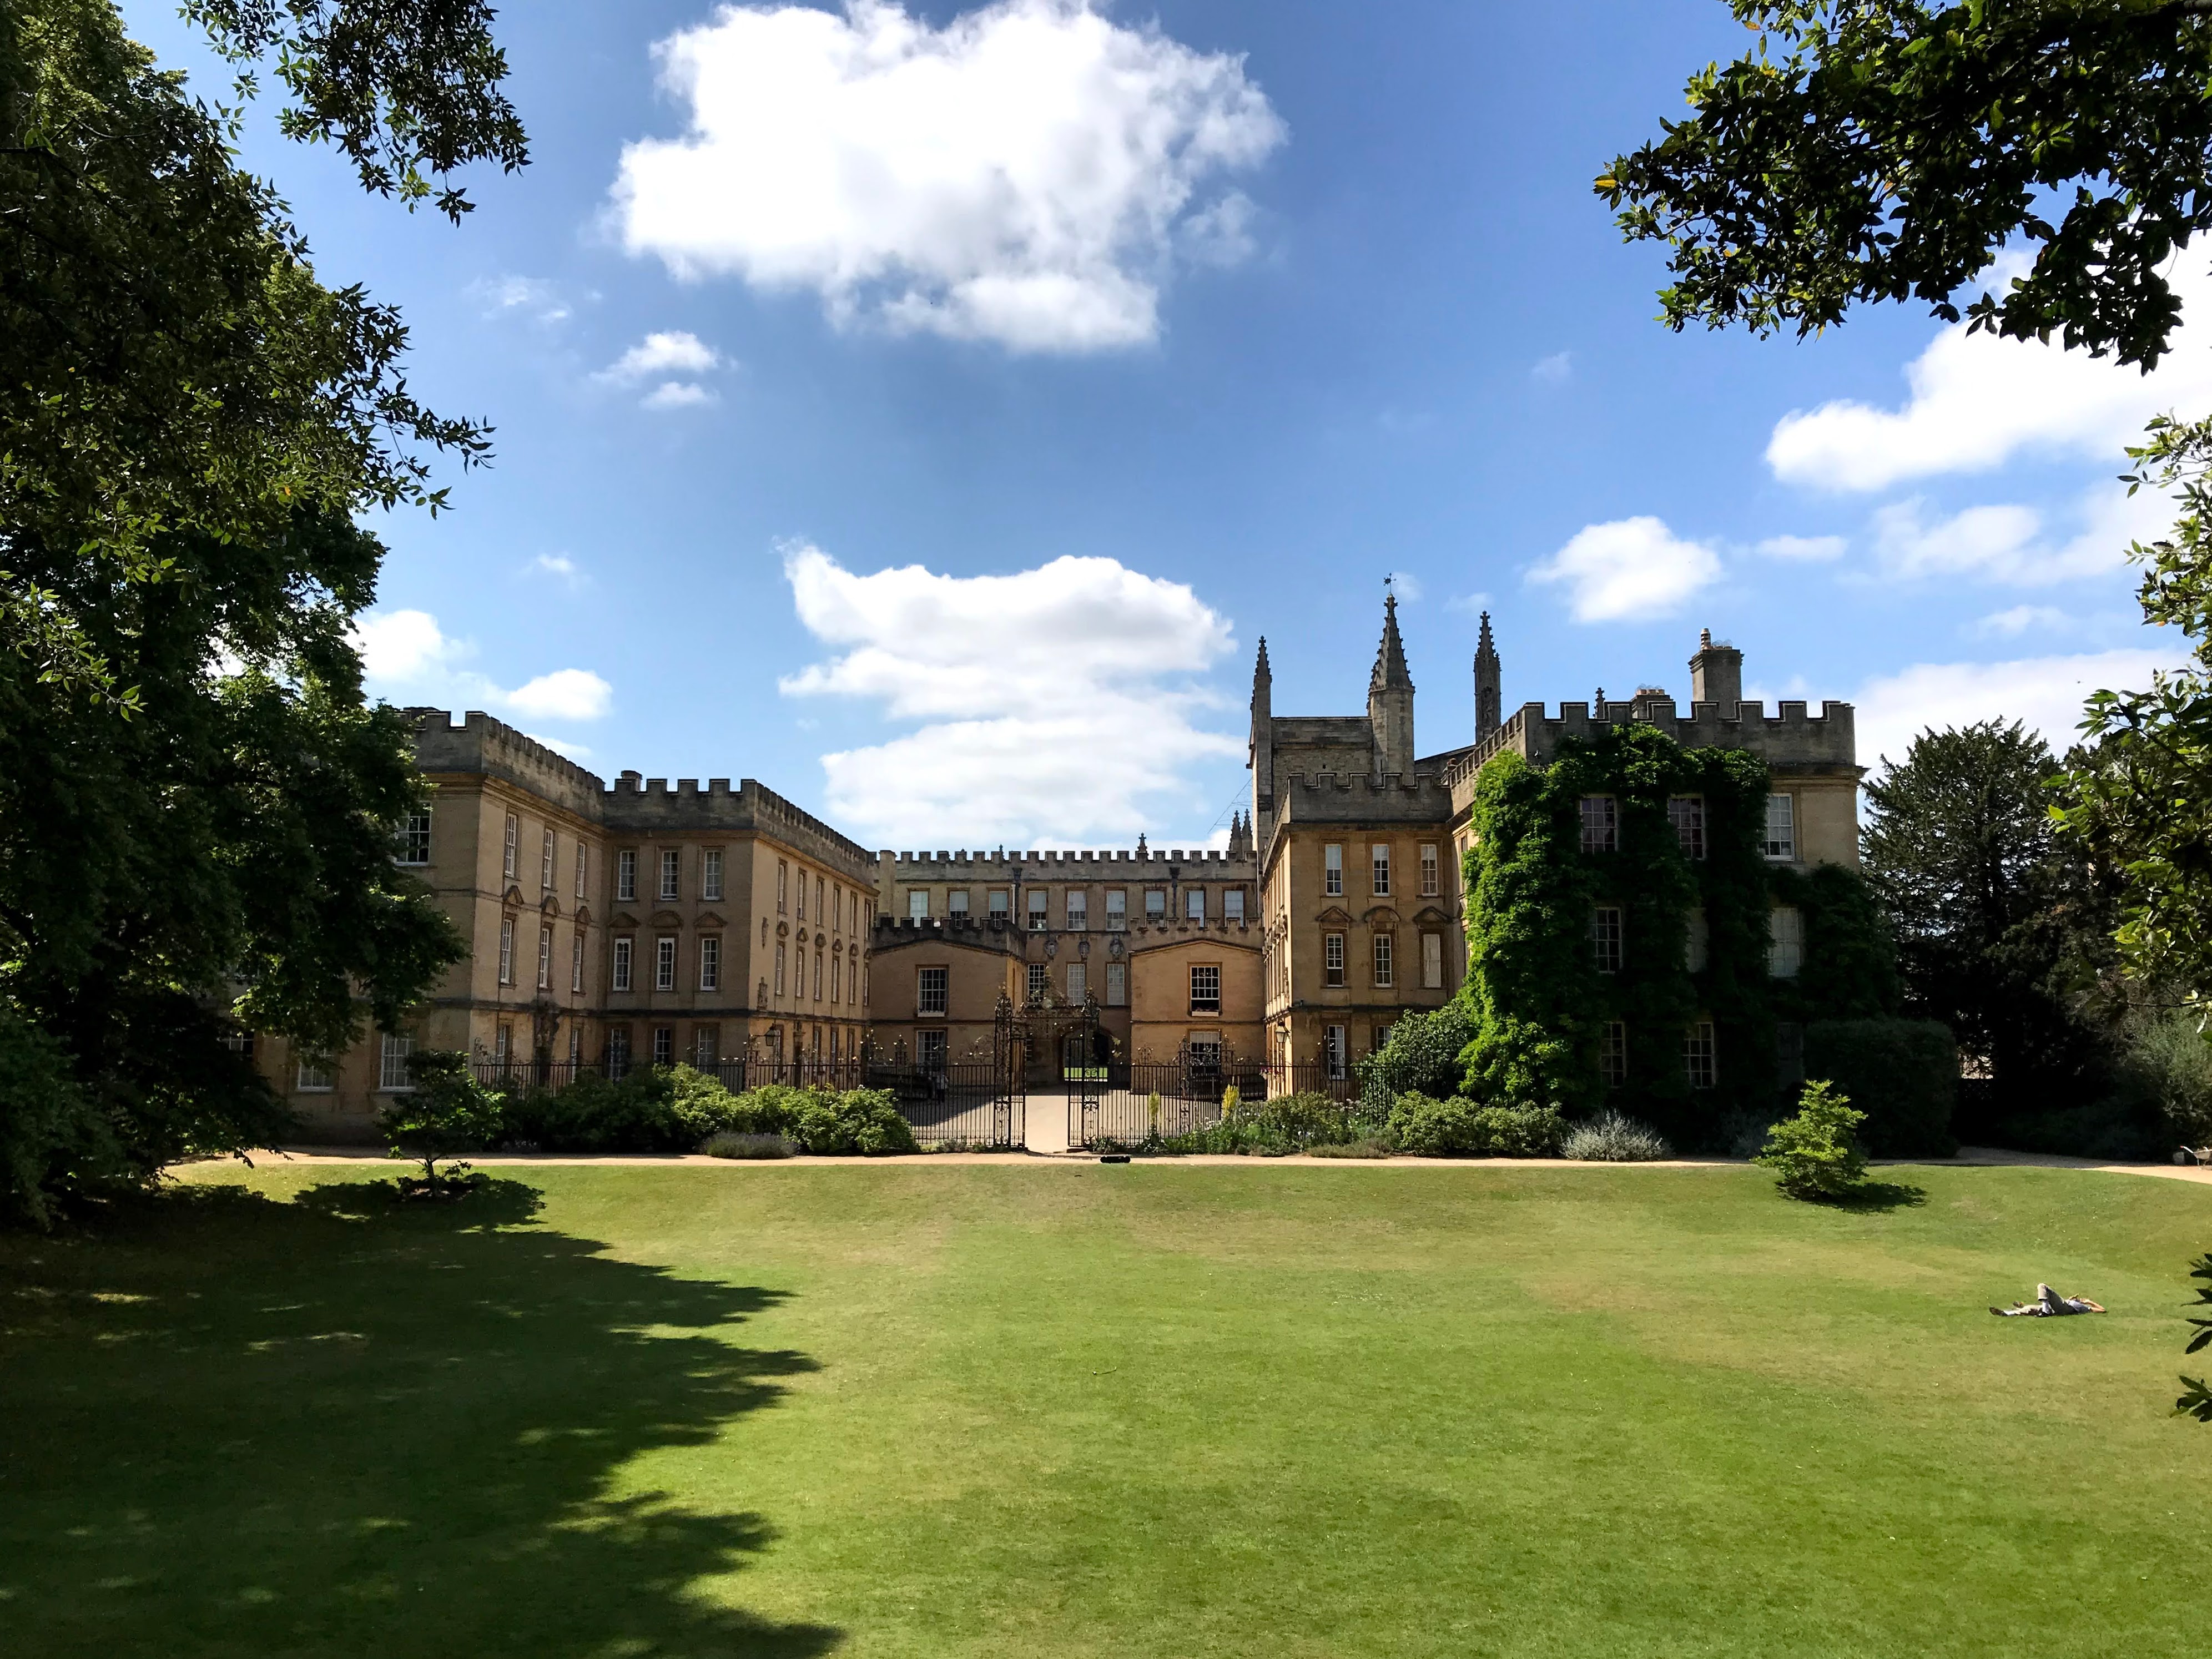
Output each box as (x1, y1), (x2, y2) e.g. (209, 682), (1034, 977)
(1271, 767), (1457, 828)
(406, 708), (873, 875)
(879, 845), (1256, 874)
(601, 773), (876, 875)
(411, 708), (606, 818)
(1444, 698), (1858, 791)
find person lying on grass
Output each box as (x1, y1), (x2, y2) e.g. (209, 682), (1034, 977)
(1991, 1284), (2105, 1317)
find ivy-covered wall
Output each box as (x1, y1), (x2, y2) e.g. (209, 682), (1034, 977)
(1457, 723), (1894, 1149)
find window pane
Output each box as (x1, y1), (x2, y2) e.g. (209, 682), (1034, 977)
(1224, 889), (1245, 921)
(1422, 931), (1443, 989)
(918, 967), (948, 1015)
(1764, 794), (1796, 860)
(1186, 888), (1206, 921)
(1190, 964), (1221, 1012)
(1591, 907), (1623, 974)
(909, 890), (930, 920)
(1324, 844), (1343, 896)
(1580, 795), (1619, 854)
(1372, 933), (1393, 986)
(1767, 906), (1804, 979)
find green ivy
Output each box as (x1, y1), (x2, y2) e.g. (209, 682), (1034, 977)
(1458, 722), (1897, 1149)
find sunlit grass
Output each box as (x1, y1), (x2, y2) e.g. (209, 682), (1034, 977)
(2, 1161), (2206, 1657)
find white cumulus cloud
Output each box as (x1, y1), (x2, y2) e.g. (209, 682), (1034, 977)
(641, 380), (719, 410)
(350, 609), (613, 729)
(1853, 648), (2191, 776)
(609, 0), (1286, 353)
(505, 668), (614, 722)
(1869, 481), (2171, 586)
(471, 274), (571, 324)
(599, 331), (724, 409)
(602, 330), (722, 379)
(1529, 516), (1723, 623)
(1969, 604), (2070, 639)
(1767, 263), (2212, 491)
(779, 543), (1239, 841)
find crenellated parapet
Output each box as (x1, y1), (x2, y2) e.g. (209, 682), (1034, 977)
(1444, 697), (1860, 801)
(405, 707), (875, 879)
(602, 773), (875, 879)
(411, 708), (606, 819)
(1273, 767), (1457, 828)
(879, 845), (1257, 874)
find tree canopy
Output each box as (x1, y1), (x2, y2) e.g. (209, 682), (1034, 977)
(1600, 2), (2212, 370)
(0, 0), (518, 1221)
(1862, 720), (2115, 1098)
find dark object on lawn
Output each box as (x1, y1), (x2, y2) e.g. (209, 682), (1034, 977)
(1099, 1153), (1131, 1164)
(1990, 1284), (2105, 1317)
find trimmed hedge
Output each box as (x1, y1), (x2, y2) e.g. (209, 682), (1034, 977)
(495, 1067), (917, 1156)
(1386, 1093), (1566, 1157)
(1801, 1018), (1958, 1157)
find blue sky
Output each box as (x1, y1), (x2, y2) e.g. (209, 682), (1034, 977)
(126, 0), (2197, 847)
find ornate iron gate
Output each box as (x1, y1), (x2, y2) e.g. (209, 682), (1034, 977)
(1061, 994), (1109, 1151)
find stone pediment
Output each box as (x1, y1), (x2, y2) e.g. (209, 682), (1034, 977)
(504, 884), (526, 907)
(695, 910), (726, 929)
(610, 911), (639, 930)
(1314, 905), (1355, 925)
(1362, 906), (1402, 927)
(650, 909), (683, 929)
(1412, 905), (1453, 925)
(539, 894), (562, 917)
(573, 906), (593, 929)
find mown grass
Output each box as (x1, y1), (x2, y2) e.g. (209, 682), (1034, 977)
(2, 1160), (2208, 1657)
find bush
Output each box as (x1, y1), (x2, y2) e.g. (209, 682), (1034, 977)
(702, 1132), (797, 1160)
(1754, 1079), (1869, 1201)
(1385, 1093), (1566, 1157)
(1561, 1111), (1672, 1162)
(382, 1051), (505, 1194)
(786, 1087), (919, 1156)
(493, 1072), (915, 1156)
(2123, 1008), (2212, 1147)
(1154, 1091), (1376, 1156)
(1801, 1019), (1957, 1157)
(1359, 1001), (1479, 1105)
(1305, 1138), (1393, 1159)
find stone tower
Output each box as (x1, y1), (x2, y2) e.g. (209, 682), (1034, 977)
(1248, 636), (1275, 848)
(1368, 589), (1415, 778)
(1689, 627), (1743, 711)
(1474, 610), (1501, 742)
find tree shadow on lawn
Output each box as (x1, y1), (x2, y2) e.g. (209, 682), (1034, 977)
(0, 1177), (839, 1658)
(1819, 1179), (1930, 1213)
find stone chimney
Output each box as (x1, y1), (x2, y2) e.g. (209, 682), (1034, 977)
(1689, 628), (1743, 711)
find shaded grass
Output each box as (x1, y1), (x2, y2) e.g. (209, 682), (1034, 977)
(3, 1161), (2209, 1657)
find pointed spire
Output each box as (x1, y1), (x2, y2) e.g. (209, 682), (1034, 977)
(1477, 610), (1497, 662)
(1370, 588), (1413, 693)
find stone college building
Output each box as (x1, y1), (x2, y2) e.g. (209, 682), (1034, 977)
(271, 597), (1862, 1138)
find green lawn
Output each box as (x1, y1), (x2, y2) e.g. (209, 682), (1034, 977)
(2, 1161), (2208, 1658)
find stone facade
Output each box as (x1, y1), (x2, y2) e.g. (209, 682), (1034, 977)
(868, 835), (1263, 1075)
(1252, 601), (1864, 1081)
(271, 602), (1862, 1138)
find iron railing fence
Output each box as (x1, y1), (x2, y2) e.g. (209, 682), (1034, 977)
(867, 1061), (1026, 1148)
